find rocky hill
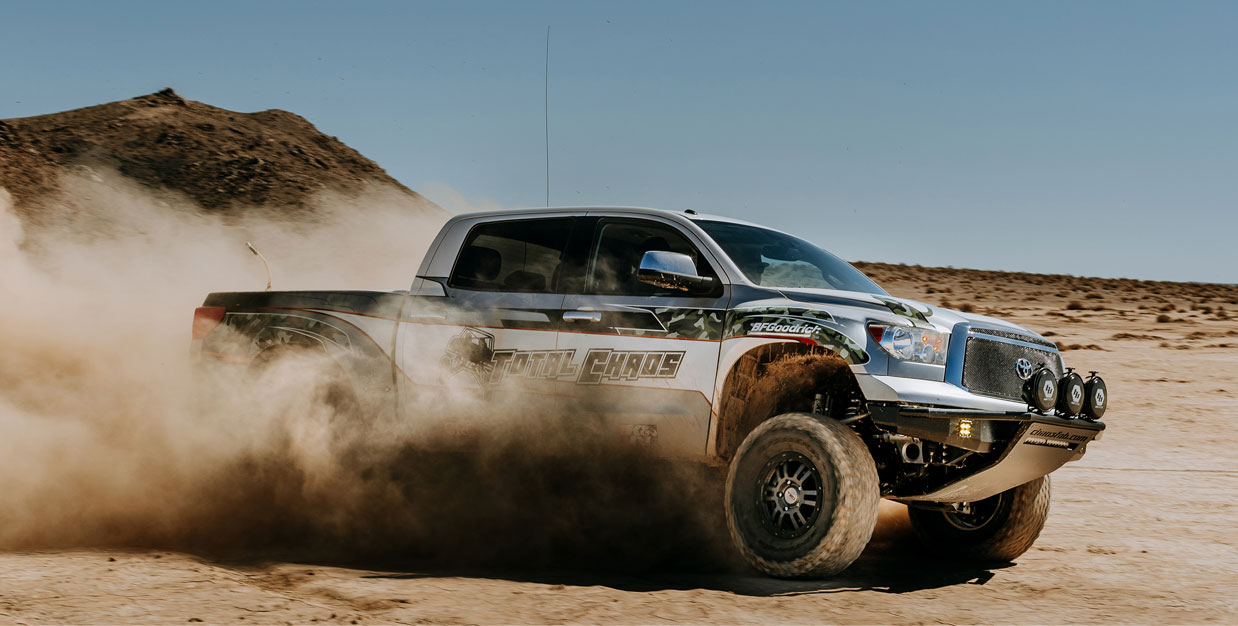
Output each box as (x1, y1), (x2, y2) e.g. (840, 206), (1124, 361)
(0, 88), (441, 218)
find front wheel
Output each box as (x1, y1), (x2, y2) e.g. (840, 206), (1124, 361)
(907, 475), (1051, 563)
(724, 413), (880, 578)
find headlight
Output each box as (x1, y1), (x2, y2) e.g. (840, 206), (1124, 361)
(867, 323), (949, 365)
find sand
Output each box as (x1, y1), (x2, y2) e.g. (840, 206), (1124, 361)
(1, 267), (1235, 625)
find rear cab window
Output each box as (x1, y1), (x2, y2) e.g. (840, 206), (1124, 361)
(448, 218), (574, 293)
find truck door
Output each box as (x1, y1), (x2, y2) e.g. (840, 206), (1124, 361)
(555, 216), (729, 457)
(396, 217), (575, 431)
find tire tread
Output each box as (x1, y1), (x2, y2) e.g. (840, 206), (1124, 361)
(908, 475), (1051, 562)
(724, 413), (880, 578)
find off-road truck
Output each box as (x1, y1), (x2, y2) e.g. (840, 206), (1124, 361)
(193, 207), (1108, 578)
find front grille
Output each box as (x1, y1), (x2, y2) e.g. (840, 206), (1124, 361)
(961, 336), (1062, 401)
(969, 326), (1056, 348)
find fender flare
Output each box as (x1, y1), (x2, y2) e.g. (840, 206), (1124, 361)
(709, 340), (864, 461)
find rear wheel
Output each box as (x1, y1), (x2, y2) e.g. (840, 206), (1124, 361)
(725, 413), (880, 578)
(907, 476), (1051, 562)
(247, 344), (365, 450)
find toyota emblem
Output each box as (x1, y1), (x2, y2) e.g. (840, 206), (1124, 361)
(1015, 358), (1034, 380)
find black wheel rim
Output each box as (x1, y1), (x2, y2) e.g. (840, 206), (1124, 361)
(943, 492), (1005, 530)
(757, 452), (825, 539)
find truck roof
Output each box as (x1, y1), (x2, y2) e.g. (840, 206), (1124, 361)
(449, 205), (764, 228)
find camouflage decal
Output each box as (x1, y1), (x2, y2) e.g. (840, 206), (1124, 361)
(612, 307), (726, 340)
(623, 424), (658, 446)
(211, 312), (352, 357)
(724, 307), (868, 364)
(878, 298), (932, 328)
(653, 307), (725, 340)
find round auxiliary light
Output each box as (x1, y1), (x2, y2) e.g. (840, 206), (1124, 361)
(1023, 367), (1058, 413)
(1057, 371), (1086, 416)
(1083, 374), (1108, 420)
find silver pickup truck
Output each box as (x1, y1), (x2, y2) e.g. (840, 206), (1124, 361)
(193, 206), (1108, 578)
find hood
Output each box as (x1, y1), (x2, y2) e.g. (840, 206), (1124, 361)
(777, 287), (1046, 340)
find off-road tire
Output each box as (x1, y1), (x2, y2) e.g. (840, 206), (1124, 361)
(247, 345), (365, 443)
(724, 413), (880, 578)
(907, 475), (1051, 563)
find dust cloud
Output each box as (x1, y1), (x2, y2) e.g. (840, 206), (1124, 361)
(0, 169), (443, 549)
(0, 171), (731, 570)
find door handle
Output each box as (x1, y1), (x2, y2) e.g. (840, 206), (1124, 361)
(562, 311), (602, 323)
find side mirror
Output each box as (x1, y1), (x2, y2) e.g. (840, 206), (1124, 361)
(637, 250), (714, 292)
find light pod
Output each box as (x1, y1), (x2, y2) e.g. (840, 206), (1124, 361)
(1083, 374), (1107, 420)
(1023, 367), (1058, 413)
(1057, 371), (1086, 416)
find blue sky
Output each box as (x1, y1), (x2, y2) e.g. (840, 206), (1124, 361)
(3, 1), (1234, 282)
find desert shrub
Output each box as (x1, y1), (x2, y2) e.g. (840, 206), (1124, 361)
(1066, 302), (1084, 310)
(1058, 343), (1104, 351)
(959, 303), (975, 313)
(1156, 314), (1172, 323)
(1112, 332), (1165, 340)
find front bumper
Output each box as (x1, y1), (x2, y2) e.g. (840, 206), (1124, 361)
(870, 402), (1106, 503)
(855, 373), (1031, 412)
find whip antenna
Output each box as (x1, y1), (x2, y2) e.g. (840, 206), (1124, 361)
(545, 24), (550, 207)
(246, 241), (273, 291)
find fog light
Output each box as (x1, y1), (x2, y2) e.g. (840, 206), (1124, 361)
(1023, 368), (1058, 413)
(1083, 373), (1107, 420)
(1057, 371), (1086, 416)
(957, 419), (973, 438)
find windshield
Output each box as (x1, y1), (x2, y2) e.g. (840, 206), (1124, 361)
(695, 220), (885, 294)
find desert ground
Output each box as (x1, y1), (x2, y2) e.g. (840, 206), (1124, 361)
(2, 264), (1234, 625)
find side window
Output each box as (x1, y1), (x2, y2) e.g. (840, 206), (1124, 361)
(588, 219), (718, 296)
(449, 218), (573, 292)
